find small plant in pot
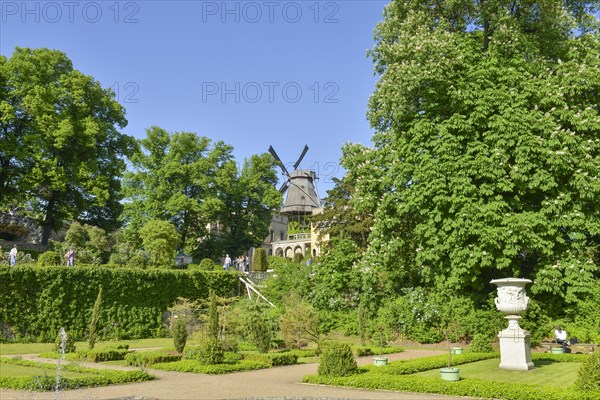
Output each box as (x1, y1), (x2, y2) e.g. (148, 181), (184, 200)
(432, 294), (466, 381)
(371, 320), (391, 366)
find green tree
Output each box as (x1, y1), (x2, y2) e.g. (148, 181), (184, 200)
(310, 236), (362, 311)
(311, 177), (373, 249)
(279, 294), (319, 349)
(88, 287), (103, 350)
(251, 248), (268, 271)
(345, 0), (600, 309)
(0, 48), (136, 243)
(122, 127), (231, 251)
(139, 220), (180, 266)
(208, 153), (282, 258)
(52, 221), (111, 265)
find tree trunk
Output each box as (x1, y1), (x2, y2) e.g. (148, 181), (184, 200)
(41, 195), (57, 245)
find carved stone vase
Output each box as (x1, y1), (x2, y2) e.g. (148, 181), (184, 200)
(490, 278), (535, 371)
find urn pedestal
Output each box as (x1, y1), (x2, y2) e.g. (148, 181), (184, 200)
(490, 278), (535, 371)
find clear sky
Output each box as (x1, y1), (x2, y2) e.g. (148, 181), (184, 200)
(1, 0), (389, 197)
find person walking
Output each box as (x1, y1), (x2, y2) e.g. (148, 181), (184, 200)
(223, 254), (231, 270)
(65, 247), (75, 267)
(9, 245), (17, 266)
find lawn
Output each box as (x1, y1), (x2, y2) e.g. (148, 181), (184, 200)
(0, 337), (172, 356)
(0, 362), (89, 378)
(414, 358), (580, 387)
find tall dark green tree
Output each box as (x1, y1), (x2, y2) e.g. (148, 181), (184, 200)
(345, 1), (600, 309)
(0, 47), (136, 243)
(122, 127), (232, 250)
(201, 153), (282, 258)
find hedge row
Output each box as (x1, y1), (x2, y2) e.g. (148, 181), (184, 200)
(125, 351), (182, 367)
(40, 348), (130, 362)
(361, 352), (500, 375)
(303, 373), (600, 400)
(241, 352), (298, 366)
(0, 357), (154, 390)
(0, 265), (241, 341)
(151, 359), (269, 374)
(354, 346), (405, 357)
(303, 353), (599, 400)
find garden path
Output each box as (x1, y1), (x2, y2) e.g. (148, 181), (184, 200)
(0, 350), (477, 400)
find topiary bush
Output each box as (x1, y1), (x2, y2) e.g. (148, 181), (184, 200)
(575, 351), (600, 391)
(251, 248), (267, 272)
(53, 330), (76, 354)
(192, 338), (224, 365)
(317, 342), (357, 377)
(172, 317), (188, 353)
(38, 251), (62, 266)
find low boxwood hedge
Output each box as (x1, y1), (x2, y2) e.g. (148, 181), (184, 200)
(303, 373), (600, 400)
(40, 348), (130, 363)
(241, 352), (298, 366)
(303, 352), (599, 400)
(124, 351), (182, 367)
(152, 359), (269, 374)
(0, 357), (153, 391)
(353, 345), (404, 357)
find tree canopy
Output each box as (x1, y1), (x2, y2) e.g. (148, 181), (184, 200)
(0, 47), (136, 243)
(123, 127), (281, 259)
(343, 0), (600, 309)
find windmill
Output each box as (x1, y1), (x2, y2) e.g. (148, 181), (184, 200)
(268, 145), (321, 216)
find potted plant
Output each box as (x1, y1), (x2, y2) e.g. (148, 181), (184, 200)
(433, 295), (463, 381)
(372, 322), (389, 366)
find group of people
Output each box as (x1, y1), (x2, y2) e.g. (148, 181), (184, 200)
(223, 254), (249, 272)
(1, 244), (74, 267)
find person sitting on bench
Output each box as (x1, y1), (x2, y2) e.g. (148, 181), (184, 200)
(555, 326), (568, 350)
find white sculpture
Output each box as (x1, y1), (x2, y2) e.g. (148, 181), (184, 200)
(490, 278), (535, 371)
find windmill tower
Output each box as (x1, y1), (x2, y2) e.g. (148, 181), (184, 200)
(268, 145), (321, 216)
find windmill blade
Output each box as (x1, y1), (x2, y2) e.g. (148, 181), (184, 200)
(293, 145), (309, 170)
(268, 145), (290, 176)
(278, 181), (290, 194)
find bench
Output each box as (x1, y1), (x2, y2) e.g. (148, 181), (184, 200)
(540, 342), (599, 354)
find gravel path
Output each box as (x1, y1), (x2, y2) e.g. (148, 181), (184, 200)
(0, 350), (476, 400)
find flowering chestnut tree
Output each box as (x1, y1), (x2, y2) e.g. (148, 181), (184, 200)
(345, 0), (600, 308)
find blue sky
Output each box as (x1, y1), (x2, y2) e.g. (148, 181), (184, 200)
(1, 0), (388, 197)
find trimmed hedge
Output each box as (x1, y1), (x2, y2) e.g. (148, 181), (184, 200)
(0, 265), (241, 341)
(125, 351), (182, 367)
(303, 374), (600, 400)
(303, 353), (600, 400)
(241, 352), (298, 366)
(40, 345), (130, 362)
(152, 359), (269, 374)
(0, 357), (154, 390)
(354, 345), (404, 357)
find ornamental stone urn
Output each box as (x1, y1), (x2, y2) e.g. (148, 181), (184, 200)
(490, 278), (535, 371)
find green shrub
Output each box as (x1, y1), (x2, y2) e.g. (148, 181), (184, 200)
(252, 248), (267, 272)
(189, 339), (224, 365)
(37, 251), (62, 266)
(293, 253), (304, 263)
(575, 352), (600, 391)
(242, 352), (298, 366)
(172, 317), (187, 353)
(152, 359), (268, 374)
(197, 258), (220, 271)
(318, 342), (357, 377)
(53, 330), (76, 354)
(469, 334), (495, 353)
(76, 348), (129, 362)
(125, 351), (182, 367)
(354, 346), (374, 356)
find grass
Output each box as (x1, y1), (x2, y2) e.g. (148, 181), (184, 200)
(0, 362), (89, 378)
(414, 358), (581, 387)
(0, 337), (172, 356)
